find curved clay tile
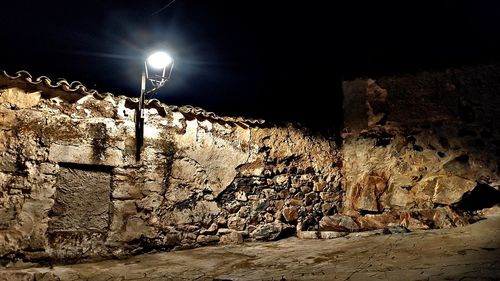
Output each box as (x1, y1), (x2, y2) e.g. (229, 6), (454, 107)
(0, 69), (265, 126)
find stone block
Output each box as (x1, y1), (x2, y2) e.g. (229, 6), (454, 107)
(235, 191), (248, 202)
(143, 180), (163, 193)
(313, 180), (327, 192)
(219, 231), (244, 244)
(228, 216), (246, 231)
(304, 192), (318, 205)
(319, 231), (348, 239)
(121, 217), (155, 241)
(217, 228), (232, 235)
(432, 176), (476, 205)
(49, 144), (123, 167)
(237, 159), (264, 177)
(261, 189), (278, 200)
(0, 88), (40, 109)
(0, 272), (38, 281)
(346, 175), (387, 212)
(355, 213), (398, 230)
(297, 231), (319, 239)
(0, 207), (16, 229)
(0, 153), (17, 172)
(170, 158), (207, 190)
(0, 131), (11, 152)
(164, 201), (220, 225)
(319, 214), (360, 232)
(112, 181), (142, 200)
(109, 200), (137, 232)
(39, 163), (58, 175)
(273, 174), (288, 185)
(136, 193), (163, 211)
(196, 235), (220, 244)
(0, 110), (17, 130)
(250, 223), (282, 241)
(319, 192), (340, 202)
(200, 223), (218, 235)
(282, 206), (299, 222)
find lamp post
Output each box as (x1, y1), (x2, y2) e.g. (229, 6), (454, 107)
(136, 51), (174, 161)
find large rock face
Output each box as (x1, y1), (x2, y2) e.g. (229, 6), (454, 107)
(0, 65), (499, 264)
(341, 65), (500, 230)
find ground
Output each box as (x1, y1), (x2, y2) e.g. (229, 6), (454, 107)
(1, 211), (499, 281)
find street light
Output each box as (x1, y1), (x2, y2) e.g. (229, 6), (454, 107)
(147, 51), (173, 70)
(136, 51), (174, 161)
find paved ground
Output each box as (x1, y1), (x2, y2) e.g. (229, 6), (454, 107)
(2, 212), (500, 281)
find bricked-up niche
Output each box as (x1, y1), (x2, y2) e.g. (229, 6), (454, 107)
(48, 165), (111, 261)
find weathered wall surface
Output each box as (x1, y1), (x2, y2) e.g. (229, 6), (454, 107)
(341, 65), (500, 231)
(1, 65), (500, 265)
(0, 73), (341, 263)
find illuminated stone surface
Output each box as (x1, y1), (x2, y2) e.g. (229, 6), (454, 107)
(1, 209), (499, 281)
(0, 65), (499, 272)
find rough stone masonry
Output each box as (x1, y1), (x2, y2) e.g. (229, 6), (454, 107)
(0, 65), (499, 265)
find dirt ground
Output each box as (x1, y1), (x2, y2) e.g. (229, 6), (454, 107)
(1, 211), (499, 281)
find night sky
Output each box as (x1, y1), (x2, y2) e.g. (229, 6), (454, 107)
(1, 1), (500, 129)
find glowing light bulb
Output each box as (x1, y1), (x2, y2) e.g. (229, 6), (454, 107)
(147, 51), (173, 69)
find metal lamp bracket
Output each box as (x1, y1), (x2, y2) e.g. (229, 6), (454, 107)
(135, 60), (174, 161)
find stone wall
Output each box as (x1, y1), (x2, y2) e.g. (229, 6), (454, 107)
(1, 64), (499, 265)
(0, 77), (340, 263)
(341, 64), (500, 231)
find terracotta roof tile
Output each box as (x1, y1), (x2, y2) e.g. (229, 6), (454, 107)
(0, 70), (265, 126)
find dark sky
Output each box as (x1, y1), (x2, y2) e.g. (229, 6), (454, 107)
(1, 1), (500, 128)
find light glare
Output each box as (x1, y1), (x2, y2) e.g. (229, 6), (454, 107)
(147, 51), (173, 69)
